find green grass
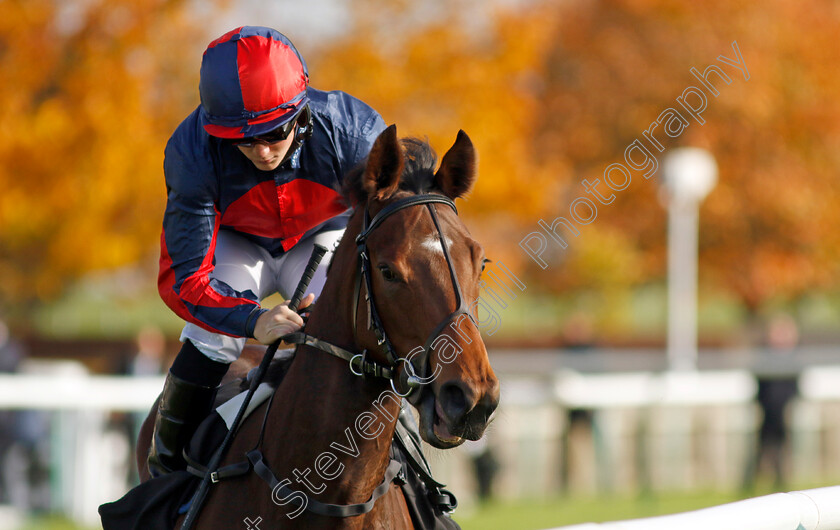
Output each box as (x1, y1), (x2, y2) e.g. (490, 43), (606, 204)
(16, 495), (735, 530)
(10, 493), (736, 530)
(454, 489), (780, 530)
(15, 483), (835, 530)
(19, 515), (96, 530)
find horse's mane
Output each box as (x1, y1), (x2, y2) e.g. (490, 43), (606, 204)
(342, 137), (439, 204)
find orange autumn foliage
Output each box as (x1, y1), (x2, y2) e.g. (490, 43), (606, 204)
(0, 0), (212, 308)
(315, 0), (840, 311)
(2, 0), (838, 321)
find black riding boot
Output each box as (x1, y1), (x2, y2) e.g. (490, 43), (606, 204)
(147, 371), (217, 477)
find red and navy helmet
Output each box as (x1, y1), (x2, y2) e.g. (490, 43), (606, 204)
(199, 26), (309, 139)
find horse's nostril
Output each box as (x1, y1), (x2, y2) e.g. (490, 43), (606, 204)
(484, 400), (498, 423)
(439, 382), (470, 419)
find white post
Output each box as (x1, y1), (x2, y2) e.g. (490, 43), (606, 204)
(660, 149), (717, 371)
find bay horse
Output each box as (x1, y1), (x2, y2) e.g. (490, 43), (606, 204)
(136, 125), (500, 528)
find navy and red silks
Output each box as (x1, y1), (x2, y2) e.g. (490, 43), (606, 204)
(159, 88), (386, 338)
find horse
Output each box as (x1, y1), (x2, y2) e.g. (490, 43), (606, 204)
(135, 124), (500, 528)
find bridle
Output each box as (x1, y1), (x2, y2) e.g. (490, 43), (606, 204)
(286, 192), (477, 399)
(229, 193), (471, 519)
(352, 193), (476, 397)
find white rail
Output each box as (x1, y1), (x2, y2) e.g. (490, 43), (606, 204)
(0, 364), (165, 527)
(549, 486), (840, 530)
(3, 361), (840, 528)
(0, 373), (165, 411)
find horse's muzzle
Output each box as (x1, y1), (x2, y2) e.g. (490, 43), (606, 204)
(419, 375), (500, 448)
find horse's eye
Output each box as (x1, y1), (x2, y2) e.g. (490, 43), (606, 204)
(378, 264), (399, 282)
(481, 258), (491, 273)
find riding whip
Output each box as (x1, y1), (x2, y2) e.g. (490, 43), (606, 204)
(180, 243), (328, 529)
(287, 244), (328, 312)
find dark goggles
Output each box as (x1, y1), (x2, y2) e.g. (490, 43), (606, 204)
(229, 116), (298, 147)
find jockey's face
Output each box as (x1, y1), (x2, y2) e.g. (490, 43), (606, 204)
(236, 132), (296, 171)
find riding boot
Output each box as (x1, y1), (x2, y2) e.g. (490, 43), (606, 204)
(147, 371), (217, 477)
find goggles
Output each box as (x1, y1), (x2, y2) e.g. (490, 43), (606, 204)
(229, 116), (298, 147)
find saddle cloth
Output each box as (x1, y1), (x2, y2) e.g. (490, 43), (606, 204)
(216, 382), (273, 429)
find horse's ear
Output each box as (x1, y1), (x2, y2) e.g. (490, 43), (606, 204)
(434, 130), (477, 199)
(364, 124), (404, 201)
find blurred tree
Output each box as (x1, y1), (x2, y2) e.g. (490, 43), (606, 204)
(311, 0), (840, 328)
(0, 0), (212, 313)
(533, 0), (840, 314)
(4, 0), (839, 334)
(311, 2), (566, 269)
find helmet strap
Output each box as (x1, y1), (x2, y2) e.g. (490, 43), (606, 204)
(279, 105), (312, 167)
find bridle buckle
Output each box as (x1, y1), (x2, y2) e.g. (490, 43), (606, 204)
(349, 353), (365, 377)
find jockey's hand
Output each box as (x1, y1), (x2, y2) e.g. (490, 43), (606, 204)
(253, 293), (315, 344)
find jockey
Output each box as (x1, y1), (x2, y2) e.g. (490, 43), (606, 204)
(150, 26), (386, 476)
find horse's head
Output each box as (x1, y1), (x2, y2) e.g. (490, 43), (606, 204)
(342, 124), (500, 449)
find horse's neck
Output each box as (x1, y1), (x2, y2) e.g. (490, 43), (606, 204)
(266, 265), (402, 503)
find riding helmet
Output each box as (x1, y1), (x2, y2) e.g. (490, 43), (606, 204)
(199, 26), (309, 139)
